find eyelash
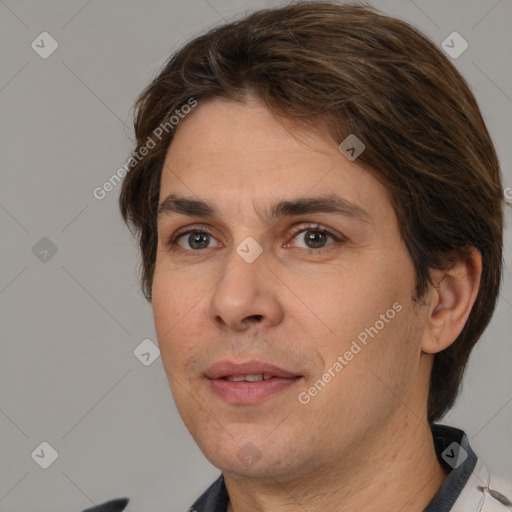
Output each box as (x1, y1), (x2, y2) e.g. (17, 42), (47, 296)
(167, 223), (345, 254)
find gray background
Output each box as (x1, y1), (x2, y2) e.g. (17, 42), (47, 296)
(0, 0), (511, 510)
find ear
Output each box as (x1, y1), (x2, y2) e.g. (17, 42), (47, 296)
(421, 247), (482, 354)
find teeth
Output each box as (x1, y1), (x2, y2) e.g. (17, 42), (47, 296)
(244, 374), (264, 382)
(225, 373), (274, 382)
(226, 375), (250, 382)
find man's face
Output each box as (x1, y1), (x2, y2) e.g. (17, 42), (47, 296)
(152, 97), (430, 479)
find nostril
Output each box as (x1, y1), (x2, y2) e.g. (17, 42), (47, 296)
(246, 314), (263, 322)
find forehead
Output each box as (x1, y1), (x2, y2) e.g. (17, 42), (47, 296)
(163, 99), (330, 178)
(158, 97), (391, 221)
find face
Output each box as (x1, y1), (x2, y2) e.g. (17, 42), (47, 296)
(152, 97), (430, 480)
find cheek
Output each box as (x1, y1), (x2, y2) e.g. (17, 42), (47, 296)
(301, 263), (406, 345)
(299, 253), (420, 404)
(151, 270), (207, 367)
(312, 306), (422, 437)
(355, 302), (423, 400)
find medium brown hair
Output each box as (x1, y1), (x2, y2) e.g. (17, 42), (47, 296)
(119, 1), (505, 422)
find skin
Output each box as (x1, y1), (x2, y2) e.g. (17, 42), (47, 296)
(152, 96), (482, 511)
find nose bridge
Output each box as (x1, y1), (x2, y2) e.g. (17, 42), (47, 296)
(208, 240), (283, 330)
(215, 240), (266, 305)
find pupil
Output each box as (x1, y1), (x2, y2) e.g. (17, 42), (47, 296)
(305, 231), (326, 248)
(189, 232), (209, 249)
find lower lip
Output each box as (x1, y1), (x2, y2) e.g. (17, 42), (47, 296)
(208, 377), (302, 404)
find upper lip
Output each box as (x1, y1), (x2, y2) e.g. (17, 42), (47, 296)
(205, 360), (301, 379)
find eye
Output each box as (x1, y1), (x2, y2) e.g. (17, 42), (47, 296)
(167, 223), (344, 254)
(170, 228), (220, 251)
(287, 224), (342, 250)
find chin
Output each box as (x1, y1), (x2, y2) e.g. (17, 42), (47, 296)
(197, 428), (314, 481)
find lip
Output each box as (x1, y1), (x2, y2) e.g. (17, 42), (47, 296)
(205, 360), (300, 379)
(205, 359), (302, 405)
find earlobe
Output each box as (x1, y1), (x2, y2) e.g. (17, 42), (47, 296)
(421, 247), (482, 355)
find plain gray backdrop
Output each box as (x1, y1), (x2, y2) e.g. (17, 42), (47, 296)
(1, 0), (511, 511)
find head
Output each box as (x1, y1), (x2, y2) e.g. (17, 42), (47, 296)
(119, 2), (504, 478)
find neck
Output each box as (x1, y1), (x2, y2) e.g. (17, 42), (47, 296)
(224, 413), (448, 512)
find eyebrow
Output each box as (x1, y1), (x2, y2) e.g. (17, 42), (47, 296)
(157, 193), (373, 224)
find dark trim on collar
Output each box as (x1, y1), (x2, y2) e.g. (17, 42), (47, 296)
(190, 424), (478, 512)
(424, 423), (478, 512)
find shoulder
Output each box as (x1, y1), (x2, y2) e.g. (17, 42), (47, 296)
(81, 498), (129, 512)
(188, 473), (229, 512)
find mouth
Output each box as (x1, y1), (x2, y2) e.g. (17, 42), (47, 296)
(222, 373), (275, 382)
(205, 360), (303, 404)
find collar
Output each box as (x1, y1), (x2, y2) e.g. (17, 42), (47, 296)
(189, 423), (510, 512)
(425, 423), (478, 511)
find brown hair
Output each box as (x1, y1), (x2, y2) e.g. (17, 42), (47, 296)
(119, 1), (505, 422)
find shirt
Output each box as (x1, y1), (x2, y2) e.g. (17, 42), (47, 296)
(83, 424), (512, 512)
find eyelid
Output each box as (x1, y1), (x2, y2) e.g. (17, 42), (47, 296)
(170, 223), (215, 240)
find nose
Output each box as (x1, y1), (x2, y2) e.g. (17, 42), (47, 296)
(208, 247), (284, 332)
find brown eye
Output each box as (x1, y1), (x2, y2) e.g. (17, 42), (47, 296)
(302, 230), (329, 248)
(289, 225), (339, 250)
(186, 232), (211, 250)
